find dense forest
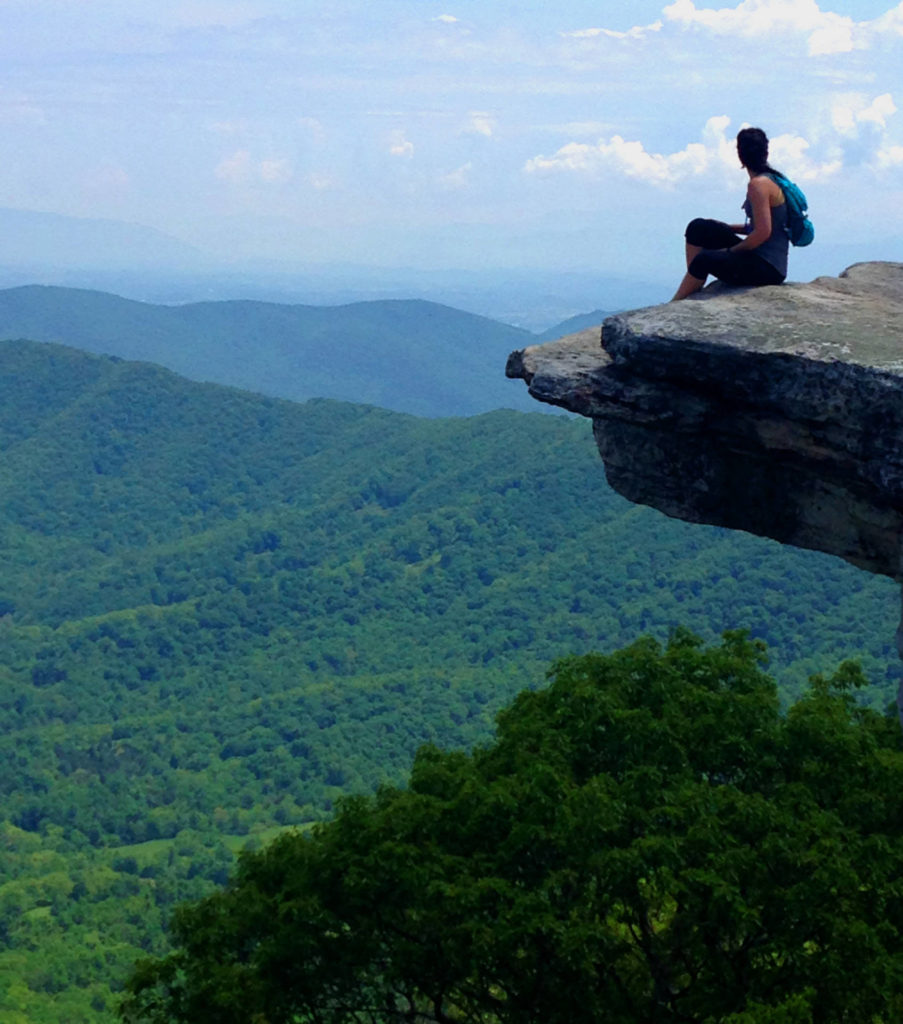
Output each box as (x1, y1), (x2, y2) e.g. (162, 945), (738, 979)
(0, 337), (898, 1020)
(122, 633), (903, 1024)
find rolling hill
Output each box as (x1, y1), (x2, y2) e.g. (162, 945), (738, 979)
(0, 285), (541, 417)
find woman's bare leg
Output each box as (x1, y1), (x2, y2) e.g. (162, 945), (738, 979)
(672, 271), (706, 301)
(672, 240), (706, 300)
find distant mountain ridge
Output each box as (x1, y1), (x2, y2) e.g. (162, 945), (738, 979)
(0, 207), (665, 327)
(534, 309), (611, 343)
(0, 284), (547, 417)
(0, 207), (209, 271)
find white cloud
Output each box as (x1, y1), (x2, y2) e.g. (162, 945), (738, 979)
(656, 0), (903, 56)
(389, 130), (414, 158)
(807, 19), (855, 55)
(602, 21), (663, 40)
(436, 14), (458, 24)
(858, 92), (897, 128)
(873, 1), (903, 31)
(832, 97), (862, 135)
(525, 115), (727, 186)
(259, 158), (292, 184)
(308, 172), (336, 191)
(561, 19), (663, 41)
(439, 162), (472, 189)
(526, 135), (705, 186)
(525, 115), (841, 187)
(767, 133), (842, 180)
(874, 144), (903, 169)
(828, 92), (899, 169)
(465, 112), (494, 138)
(298, 117), (326, 144)
(215, 150), (293, 185)
(825, 91), (903, 173)
(215, 149), (253, 184)
(702, 113), (738, 168)
(662, 0), (857, 54)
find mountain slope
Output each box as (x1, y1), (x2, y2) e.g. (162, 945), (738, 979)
(535, 308), (611, 342)
(0, 207), (208, 270)
(0, 285), (537, 416)
(0, 338), (897, 1021)
(1, 337), (896, 831)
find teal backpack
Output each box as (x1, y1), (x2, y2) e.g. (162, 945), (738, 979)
(767, 172), (814, 247)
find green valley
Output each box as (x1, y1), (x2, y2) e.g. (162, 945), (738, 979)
(0, 337), (898, 1020)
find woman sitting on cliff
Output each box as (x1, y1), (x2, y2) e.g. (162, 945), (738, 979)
(672, 127), (788, 301)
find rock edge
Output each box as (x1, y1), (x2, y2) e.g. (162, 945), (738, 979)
(506, 262), (903, 579)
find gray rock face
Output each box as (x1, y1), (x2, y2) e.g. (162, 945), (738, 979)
(506, 262), (903, 580)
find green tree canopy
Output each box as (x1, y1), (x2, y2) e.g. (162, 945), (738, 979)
(121, 632), (903, 1023)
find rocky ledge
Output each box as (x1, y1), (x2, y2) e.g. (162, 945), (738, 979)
(506, 262), (903, 580)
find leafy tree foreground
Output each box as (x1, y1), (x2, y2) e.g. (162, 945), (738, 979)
(121, 632), (903, 1024)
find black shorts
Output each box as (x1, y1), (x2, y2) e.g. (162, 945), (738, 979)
(685, 218), (784, 287)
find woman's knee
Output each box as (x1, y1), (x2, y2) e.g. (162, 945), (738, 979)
(685, 218), (738, 250)
(685, 218), (709, 245)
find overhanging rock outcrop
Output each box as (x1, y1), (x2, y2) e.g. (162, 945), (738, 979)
(506, 262), (903, 580)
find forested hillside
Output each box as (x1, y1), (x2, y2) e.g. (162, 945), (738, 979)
(122, 635), (903, 1024)
(0, 285), (537, 416)
(0, 337), (898, 1020)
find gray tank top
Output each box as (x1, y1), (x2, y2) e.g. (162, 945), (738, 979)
(743, 190), (789, 278)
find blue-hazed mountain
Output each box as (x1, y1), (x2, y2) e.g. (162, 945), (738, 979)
(0, 207), (210, 271)
(0, 284), (539, 417)
(533, 309), (612, 343)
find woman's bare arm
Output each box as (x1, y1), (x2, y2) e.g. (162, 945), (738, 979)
(730, 177), (773, 252)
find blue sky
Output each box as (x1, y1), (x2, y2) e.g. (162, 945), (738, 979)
(0, 0), (900, 284)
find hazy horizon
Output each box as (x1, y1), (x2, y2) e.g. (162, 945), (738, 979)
(0, 0), (899, 294)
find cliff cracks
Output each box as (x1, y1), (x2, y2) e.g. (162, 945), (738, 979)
(507, 261), (903, 670)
